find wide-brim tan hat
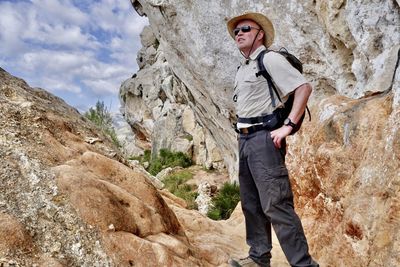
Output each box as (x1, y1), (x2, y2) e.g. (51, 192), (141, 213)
(227, 12), (275, 48)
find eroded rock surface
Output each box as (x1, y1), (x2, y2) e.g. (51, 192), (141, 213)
(124, 1), (400, 266)
(0, 68), (260, 266)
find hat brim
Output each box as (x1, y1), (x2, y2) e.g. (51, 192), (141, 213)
(227, 12), (275, 48)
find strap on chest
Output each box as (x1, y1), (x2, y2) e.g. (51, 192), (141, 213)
(255, 50), (283, 108)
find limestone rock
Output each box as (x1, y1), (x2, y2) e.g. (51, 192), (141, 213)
(195, 182), (213, 215)
(120, 26), (225, 169)
(127, 1), (400, 266)
(156, 166), (176, 181)
(111, 111), (144, 157)
(129, 0), (399, 179)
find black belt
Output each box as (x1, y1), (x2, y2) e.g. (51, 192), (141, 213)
(238, 124), (266, 134)
(237, 114), (275, 124)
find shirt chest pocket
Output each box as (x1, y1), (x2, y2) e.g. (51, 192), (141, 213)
(243, 67), (261, 83)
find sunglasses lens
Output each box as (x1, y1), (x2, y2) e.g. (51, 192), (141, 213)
(234, 26), (253, 36)
(241, 26), (251, 32)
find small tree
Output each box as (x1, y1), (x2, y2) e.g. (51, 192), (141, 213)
(84, 101), (120, 147)
(85, 101), (112, 127)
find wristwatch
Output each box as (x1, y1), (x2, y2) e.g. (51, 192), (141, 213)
(284, 118), (297, 128)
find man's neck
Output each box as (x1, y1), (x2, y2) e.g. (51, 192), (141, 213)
(241, 44), (263, 59)
(241, 44), (264, 59)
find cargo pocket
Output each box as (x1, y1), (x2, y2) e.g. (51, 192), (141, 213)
(265, 179), (282, 207)
(267, 166), (291, 206)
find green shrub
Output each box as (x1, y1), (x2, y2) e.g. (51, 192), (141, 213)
(158, 149), (192, 168)
(129, 149), (192, 175)
(148, 149), (192, 175)
(207, 182), (241, 220)
(148, 160), (163, 176)
(129, 150), (151, 162)
(163, 170), (198, 209)
(143, 149), (151, 162)
(84, 101), (120, 147)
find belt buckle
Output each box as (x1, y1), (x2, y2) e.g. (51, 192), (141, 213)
(241, 128), (249, 134)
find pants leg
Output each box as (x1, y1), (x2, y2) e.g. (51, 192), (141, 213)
(239, 134), (272, 266)
(243, 130), (318, 267)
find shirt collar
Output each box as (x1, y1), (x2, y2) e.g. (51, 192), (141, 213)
(249, 45), (267, 60)
(241, 45), (267, 64)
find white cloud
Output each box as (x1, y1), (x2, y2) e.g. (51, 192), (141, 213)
(25, 23), (99, 49)
(20, 50), (93, 73)
(0, 2), (28, 54)
(40, 76), (83, 94)
(0, 0), (149, 112)
(89, 0), (133, 32)
(31, 0), (88, 26)
(83, 79), (119, 95)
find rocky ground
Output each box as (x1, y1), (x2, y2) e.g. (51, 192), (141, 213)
(0, 67), (291, 266)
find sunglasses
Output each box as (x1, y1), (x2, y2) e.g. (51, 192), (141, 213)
(233, 25), (261, 36)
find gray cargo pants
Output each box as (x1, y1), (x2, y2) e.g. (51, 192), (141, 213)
(238, 130), (318, 267)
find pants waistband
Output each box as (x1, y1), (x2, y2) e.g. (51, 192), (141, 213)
(239, 124), (267, 135)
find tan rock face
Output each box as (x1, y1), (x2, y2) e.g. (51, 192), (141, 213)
(0, 68), (118, 266)
(288, 94), (400, 267)
(53, 152), (184, 237)
(0, 213), (32, 254)
(0, 67), (261, 266)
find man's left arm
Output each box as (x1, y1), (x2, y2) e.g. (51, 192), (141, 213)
(270, 83), (312, 148)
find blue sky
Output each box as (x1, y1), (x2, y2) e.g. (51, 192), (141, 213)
(0, 0), (148, 112)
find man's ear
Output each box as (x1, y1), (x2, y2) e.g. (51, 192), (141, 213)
(258, 30), (265, 41)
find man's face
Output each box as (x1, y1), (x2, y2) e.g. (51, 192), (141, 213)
(234, 20), (263, 51)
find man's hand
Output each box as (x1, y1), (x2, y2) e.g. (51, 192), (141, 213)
(270, 83), (312, 149)
(270, 126), (292, 149)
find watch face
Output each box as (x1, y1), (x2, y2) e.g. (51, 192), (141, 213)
(284, 118), (290, 125)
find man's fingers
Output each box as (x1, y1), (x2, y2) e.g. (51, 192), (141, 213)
(273, 135), (281, 149)
(270, 130), (282, 149)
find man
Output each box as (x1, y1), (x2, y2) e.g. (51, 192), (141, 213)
(226, 12), (319, 267)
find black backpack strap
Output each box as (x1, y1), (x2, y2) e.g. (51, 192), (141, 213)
(255, 50), (283, 108)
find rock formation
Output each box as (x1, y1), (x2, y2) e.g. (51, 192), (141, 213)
(123, 0), (400, 266)
(119, 25), (225, 170)
(2, 68), (284, 266)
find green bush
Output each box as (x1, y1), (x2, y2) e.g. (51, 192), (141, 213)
(159, 149), (192, 167)
(129, 150), (151, 163)
(207, 182), (241, 220)
(148, 149), (192, 175)
(143, 149), (151, 162)
(84, 101), (120, 147)
(148, 160), (163, 176)
(163, 170), (198, 209)
(130, 149), (193, 176)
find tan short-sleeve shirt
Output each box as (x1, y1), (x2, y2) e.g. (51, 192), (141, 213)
(233, 46), (307, 119)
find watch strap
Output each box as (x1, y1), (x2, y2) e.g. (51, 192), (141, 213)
(285, 118), (297, 128)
